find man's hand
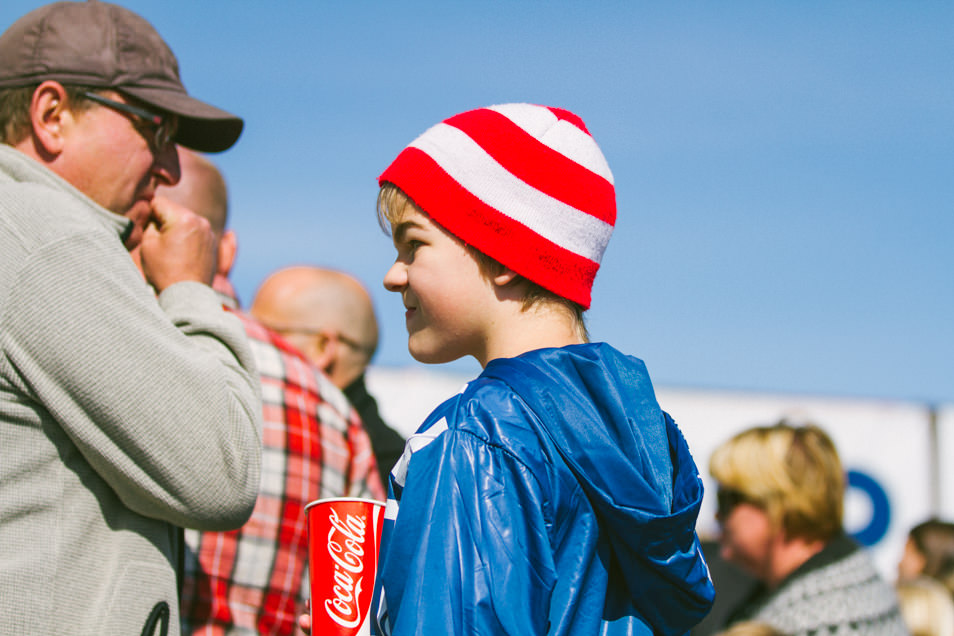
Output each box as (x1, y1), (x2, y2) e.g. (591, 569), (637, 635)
(137, 195), (217, 293)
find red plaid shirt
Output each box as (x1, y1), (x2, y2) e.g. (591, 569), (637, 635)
(180, 310), (386, 635)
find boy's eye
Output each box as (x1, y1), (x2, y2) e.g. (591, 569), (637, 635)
(395, 239), (422, 262)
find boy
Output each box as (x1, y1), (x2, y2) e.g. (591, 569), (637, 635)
(372, 104), (714, 635)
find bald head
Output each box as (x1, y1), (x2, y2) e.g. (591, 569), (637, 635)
(251, 266), (379, 388)
(154, 147), (236, 284)
(157, 148), (229, 236)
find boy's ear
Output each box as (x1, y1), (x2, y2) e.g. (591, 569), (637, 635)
(492, 267), (520, 287)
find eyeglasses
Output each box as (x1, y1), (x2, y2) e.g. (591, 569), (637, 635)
(81, 91), (177, 152)
(261, 322), (375, 357)
(715, 488), (753, 521)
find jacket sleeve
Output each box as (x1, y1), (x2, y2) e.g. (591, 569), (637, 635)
(383, 421), (557, 635)
(0, 231), (262, 530)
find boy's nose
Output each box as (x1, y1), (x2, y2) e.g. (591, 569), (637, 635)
(383, 261), (406, 292)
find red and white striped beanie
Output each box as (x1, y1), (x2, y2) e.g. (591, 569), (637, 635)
(378, 103), (616, 309)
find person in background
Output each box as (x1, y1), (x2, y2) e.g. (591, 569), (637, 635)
(363, 103), (714, 635)
(250, 265), (406, 483)
(0, 3), (261, 634)
(896, 576), (954, 636)
(709, 421), (908, 636)
(899, 518), (954, 600)
(152, 148), (384, 635)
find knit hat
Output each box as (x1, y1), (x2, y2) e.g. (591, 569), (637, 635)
(0, 1), (242, 152)
(378, 103), (616, 309)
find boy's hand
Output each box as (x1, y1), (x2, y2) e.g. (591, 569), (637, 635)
(298, 602), (311, 634)
(137, 195), (217, 292)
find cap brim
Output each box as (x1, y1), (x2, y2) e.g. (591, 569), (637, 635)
(120, 86), (243, 153)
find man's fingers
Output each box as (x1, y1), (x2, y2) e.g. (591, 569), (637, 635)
(149, 195), (184, 230)
(138, 195), (217, 291)
(148, 195), (213, 239)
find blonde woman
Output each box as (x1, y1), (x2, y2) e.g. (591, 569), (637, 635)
(709, 421), (909, 636)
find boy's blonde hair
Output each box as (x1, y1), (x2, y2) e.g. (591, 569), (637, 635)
(709, 421), (843, 543)
(377, 182), (589, 341)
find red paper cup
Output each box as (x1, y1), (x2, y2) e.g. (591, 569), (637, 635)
(305, 497), (385, 635)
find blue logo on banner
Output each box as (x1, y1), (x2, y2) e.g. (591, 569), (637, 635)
(847, 469), (891, 546)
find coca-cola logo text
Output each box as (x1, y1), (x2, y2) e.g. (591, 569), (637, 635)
(323, 508), (369, 629)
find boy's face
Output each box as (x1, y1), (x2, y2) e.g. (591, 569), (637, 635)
(383, 205), (497, 365)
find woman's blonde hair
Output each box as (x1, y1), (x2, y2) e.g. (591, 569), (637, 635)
(709, 421), (843, 542)
(897, 576), (954, 636)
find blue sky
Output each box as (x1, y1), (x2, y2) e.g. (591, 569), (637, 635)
(4, 2), (953, 404)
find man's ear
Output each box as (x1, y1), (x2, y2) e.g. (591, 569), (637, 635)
(310, 329), (338, 373)
(27, 81), (71, 159)
(217, 230), (237, 278)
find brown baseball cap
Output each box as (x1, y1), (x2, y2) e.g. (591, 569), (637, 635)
(0, 1), (243, 152)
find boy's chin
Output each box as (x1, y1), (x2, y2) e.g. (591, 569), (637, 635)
(407, 340), (465, 365)
(408, 349), (462, 365)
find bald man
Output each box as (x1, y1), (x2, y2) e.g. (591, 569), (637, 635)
(251, 267), (406, 485)
(156, 149), (384, 636)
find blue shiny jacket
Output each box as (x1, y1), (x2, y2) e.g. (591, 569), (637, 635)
(372, 344), (714, 635)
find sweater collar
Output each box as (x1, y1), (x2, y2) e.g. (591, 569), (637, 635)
(0, 145), (134, 243)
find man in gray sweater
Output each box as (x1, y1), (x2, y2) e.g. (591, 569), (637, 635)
(0, 3), (262, 635)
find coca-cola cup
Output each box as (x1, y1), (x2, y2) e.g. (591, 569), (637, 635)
(305, 497), (385, 635)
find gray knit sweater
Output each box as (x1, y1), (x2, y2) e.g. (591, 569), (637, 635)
(0, 146), (262, 635)
(732, 534), (910, 636)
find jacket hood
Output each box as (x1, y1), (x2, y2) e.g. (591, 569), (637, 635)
(483, 343), (714, 634)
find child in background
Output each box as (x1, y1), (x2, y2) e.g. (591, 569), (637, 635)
(371, 104), (714, 635)
(899, 518), (954, 600)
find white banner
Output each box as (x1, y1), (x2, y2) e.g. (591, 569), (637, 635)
(368, 365), (941, 581)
